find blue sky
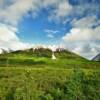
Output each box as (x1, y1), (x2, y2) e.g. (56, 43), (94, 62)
(18, 7), (69, 45)
(0, 0), (100, 59)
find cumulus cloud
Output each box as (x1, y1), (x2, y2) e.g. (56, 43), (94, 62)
(71, 16), (100, 28)
(73, 44), (100, 59)
(0, 23), (32, 51)
(62, 16), (100, 59)
(48, 0), (72, 22)
(65, 0), (100, 57)
(48, 0), (100, 23)
(63, 27), (100, 42)
(0, 0), (99, 25)
(0, 0), (70, 25)
(70, 0), (100, 18)
(0, 0), (37, 25)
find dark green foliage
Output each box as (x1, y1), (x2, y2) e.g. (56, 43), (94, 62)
(41, 69), (100, 100)
(5, 87), (15, 100)
(0, 68), (100, 100)
(33, 48), (52, 58)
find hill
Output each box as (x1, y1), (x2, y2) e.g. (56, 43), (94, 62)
(0, 47), (100, 69)
(0, 47), (100, 100)
(0, 47), (92, 68)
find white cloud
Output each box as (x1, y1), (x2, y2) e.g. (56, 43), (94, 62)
(42, 0), (60, 7)
(63, 27), (100, 42)
(48, 45), (58, 51)
(0, 0), (4, 8)
(47, 34), (54, 38)
(45, 29), (59, 38)
(73, 44), (100, 59)
(32, 44), (59, 52)
(70, 1), (100, 18)
(48, 0), (72, 22)
(63, 28), (88, 41)
(47, 0), (100, 23)
(62, 16), (100, 59)
(44, 29), (59, 34)
(0, 0), (99, 25)
(0, 23), (32, 51)
(54, 1), (72, 18)
(0, 0), (32, 25)
(0, 0), (70, 25)
(71, 16), (100, 28)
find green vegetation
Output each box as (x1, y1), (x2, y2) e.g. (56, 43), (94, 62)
(0, 48), (100, 100)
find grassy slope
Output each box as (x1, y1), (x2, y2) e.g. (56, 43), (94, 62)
(0, 48), (100, 100)
(0, 48), (99, 68)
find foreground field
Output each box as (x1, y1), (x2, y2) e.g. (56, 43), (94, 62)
(0, 67), (100, 100)
(0, 48), (100, 100)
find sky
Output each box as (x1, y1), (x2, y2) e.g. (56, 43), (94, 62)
(0, 0), (100, 59)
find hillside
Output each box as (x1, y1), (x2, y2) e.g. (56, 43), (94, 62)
(0, 47), (100, 69)
(0, 47), (99, 68)
(0, 48), (100, 100)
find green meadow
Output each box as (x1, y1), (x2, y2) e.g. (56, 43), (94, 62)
(0, 48), (100, 100)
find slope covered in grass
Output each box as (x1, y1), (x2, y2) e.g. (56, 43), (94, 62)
(0, 48), (100, 100)
(0, 48), (99, 69)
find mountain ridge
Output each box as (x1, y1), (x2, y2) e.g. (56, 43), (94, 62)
(92, 53), (100, 61)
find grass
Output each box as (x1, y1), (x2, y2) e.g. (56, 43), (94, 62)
(0, 67), (100, 100)
(0, 49), (100, 100)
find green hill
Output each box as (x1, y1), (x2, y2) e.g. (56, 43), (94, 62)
(0, 47), (99, 68)
(0, 48), (100, 100)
